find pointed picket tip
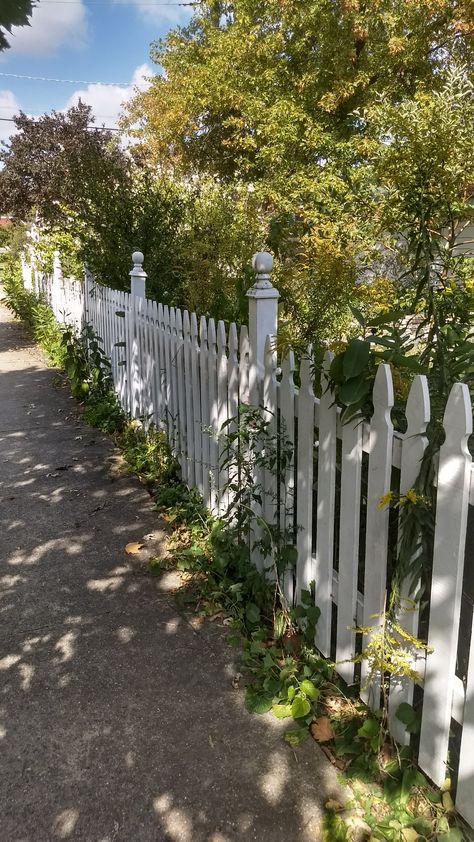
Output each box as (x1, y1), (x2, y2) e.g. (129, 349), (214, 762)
(443, 382), (473, 442)
(169, 307), (176, 329)
(281, 349), (296, 379)
(300, 345), (315, 396)
(208, 317), (217, 347)
(373, 363), (394, 409)
(217, 319), (227, 350)
(405, 374), (430, 433)
(190, 311), (198, 334)
(182, 309), (190, 334)
(228, 322), (238, 357)
(175, 308), (183, 333)
(200, 314), (208, 341)
(239, 324), (249, 353)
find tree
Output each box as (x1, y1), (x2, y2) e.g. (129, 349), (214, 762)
(0, 104), (185, 302)
(1, 0), (36, 51)
(126, 0), (474, 345)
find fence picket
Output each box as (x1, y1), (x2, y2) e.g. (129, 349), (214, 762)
(191, 313), (202, 494)
(207, 319), (219, 514)
(175, 308), (187, 474)
(279, 351), (297, 605)
(263, 335), (278, 539)
(315, 351), (336, 658)
(456, 610), (474, 827)
(296, 348), (316, 604)
(182, 311), (194, 486)
(217, 321), (229, 515)
(200, 316), (210, 508)
(335, 415), (363, 685)
(418, 383), (472, 786)
(389, 375), (430, 743)
(360, 363), (394, 707)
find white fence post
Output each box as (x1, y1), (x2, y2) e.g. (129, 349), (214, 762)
(129, 251), (147, 420)
(247, 252), (279, 405)
(246, 252), (279, 570)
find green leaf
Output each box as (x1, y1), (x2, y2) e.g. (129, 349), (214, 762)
(357, 718), (379, 739)
(284, 727), (309, 747)
(329, 353), (345, 385)
(437, 830), (464, 842)
(245, 602), (261, 625)
(245, 688), (273, 714)
(287, 684), (296, 702)
(396, 703), (421, 734)
(350, 305), (366, 328)
(299, 679), (320, 701)
(291, 695), (311, 719)
(342, 339), (370, 379)
(272, 704), (292, 719)
(339, 375), (371, 406)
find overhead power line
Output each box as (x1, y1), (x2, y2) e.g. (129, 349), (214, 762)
(0, 116), (121, 131)
(0, 71), (132, 87)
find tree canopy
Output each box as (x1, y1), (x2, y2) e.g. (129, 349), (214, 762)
(125, 0), (474, 344)
(0, 0), (36, 50)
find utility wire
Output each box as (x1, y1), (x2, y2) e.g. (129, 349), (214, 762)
(0, 116), (121, 131)
(0, 72), (133, 87)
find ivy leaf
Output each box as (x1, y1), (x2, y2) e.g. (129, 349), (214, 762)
(272, 703), (292, 719)
(245, 688), (273, 714)
(299, 679), (320, 701)
(395, 703), (421, 734)
(357, 718), (379, 739)
(290, 695), (311, 719)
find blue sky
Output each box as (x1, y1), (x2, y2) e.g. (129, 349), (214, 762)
(0, 0), (193, 143)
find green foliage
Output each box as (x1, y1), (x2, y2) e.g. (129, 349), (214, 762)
(118, 423), (178, 487)
(0, 105), (185, 304)
(126, 0), (474, 345)
(2, 269), (66, 366)
(0, 0), (35, 51)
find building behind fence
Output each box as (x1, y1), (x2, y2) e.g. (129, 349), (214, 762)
(21, 246), (474, 828)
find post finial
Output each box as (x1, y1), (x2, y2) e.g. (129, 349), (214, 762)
(130, 251), (146, 278)
(251, 251), (274, 289)
(129, 249), (147, 298)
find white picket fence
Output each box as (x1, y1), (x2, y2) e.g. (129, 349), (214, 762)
(23, 248), (474, 826)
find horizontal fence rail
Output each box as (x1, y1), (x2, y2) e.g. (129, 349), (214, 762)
(22, 246), (474, 828)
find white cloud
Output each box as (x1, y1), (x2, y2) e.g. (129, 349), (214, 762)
(112, 0), (193, 26)
(0, 90), (20, 145)
(7, 0), (88, 57)
(64, 63), (153, 129)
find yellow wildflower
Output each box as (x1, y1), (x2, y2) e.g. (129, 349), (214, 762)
(377, 491), (393, 510)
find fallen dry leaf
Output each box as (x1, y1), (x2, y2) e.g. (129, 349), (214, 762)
(311, 716), (335, 743)
(125, 542), (144, 555)
(325, 799), (343, 811)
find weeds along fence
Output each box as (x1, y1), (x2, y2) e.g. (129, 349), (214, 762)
(22, 248), (474, 826)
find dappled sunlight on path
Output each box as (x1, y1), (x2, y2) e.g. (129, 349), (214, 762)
(0, 299), (344, 841)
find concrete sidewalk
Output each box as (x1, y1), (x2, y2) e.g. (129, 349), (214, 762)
(0, 298), (342, 842)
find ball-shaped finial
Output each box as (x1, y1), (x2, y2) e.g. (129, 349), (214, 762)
(132, 250), (144, 266)
(252, 251), (273, 275)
